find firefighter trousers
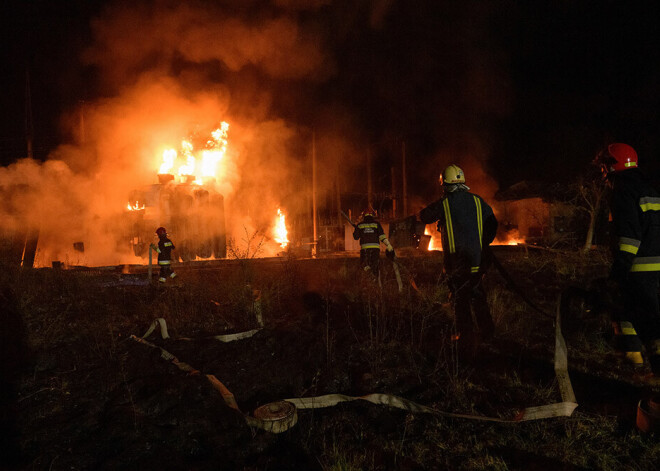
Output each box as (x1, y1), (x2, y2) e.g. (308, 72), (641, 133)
(449, 271), (495, 342)
(360, 248), (381, 276)
(620, 271), (660, 346)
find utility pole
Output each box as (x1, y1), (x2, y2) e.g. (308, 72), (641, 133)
(335, 161), (342, 227)
(25, 68), (34, 159)
(391, 166), (397, 219)
(312, 132), (318, 258)
(402, 141), (408, 216)
(367, 147), (373, 210)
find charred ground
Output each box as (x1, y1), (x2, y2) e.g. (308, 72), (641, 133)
(2, 248), (659, 470)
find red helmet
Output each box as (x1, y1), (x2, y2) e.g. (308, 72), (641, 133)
(155, 227), (167, 236)
(597, 143), (638, 173)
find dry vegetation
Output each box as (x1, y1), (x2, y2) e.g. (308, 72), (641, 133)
(1, 247), (659, 470)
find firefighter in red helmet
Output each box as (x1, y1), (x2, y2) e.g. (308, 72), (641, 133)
(150, 227), (177, 283)
(352, 207), (395, 277)
(419, 164), (498, 358)
(595, 143), (660, 374)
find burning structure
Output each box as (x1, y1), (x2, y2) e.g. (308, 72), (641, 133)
(125, 123), (230, 262)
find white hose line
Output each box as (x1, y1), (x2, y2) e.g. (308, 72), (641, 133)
(131, 293), (577, 432)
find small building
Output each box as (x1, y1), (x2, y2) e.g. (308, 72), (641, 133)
(495, 181), (586, 247)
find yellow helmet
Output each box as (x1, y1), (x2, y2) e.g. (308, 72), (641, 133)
(440, 164), (465, 185)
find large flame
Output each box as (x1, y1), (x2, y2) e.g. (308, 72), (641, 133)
(159, 148), (177, 175)
(274, 208), (289, 248)
(158, 122), (230, 184)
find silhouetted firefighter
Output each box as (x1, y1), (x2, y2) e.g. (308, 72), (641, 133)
(151, 227), (177, 283)
(594, 143), (660, 374)
(420, 164), (498, 358)
(352, 207), (395, 277)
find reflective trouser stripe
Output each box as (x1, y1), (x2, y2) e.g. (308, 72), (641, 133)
(158, 260), (171, 265)
(443, 199), (455, 253)
(473, 196), (483, 249)
(471, 266), (480, 273)
(159, 278), (166, 282)
(612, 321), (644, 360)
(631, 256), (660, 272)
(361, 244), (380, 249)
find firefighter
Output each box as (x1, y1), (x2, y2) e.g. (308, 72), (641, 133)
(353, 207), (395, 277)
(419, 164), (498, 356)
(150, 227), (177, 283)
(594, 143), (660, 374)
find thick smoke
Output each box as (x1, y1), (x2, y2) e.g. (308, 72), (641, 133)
(2, 0), (339, 266)
(0, 0), (512, 266)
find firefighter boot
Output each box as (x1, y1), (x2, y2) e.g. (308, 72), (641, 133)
(612, 321), (644, 367)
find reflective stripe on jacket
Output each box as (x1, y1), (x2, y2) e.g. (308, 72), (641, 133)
(353, 218), (386, 250)
(611, 169), (660, 275)
(157, 237), (175, 264)
(420, 190), (497, 273)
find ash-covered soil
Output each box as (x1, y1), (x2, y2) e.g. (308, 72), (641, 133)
(2, 249), (659, 470)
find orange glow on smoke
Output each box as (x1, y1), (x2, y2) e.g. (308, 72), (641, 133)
(158, 122), (230, 185)
(274, 208), (289, 248)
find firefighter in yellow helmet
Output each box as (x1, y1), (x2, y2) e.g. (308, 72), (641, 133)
(419, 164), (498, 357)
(353, 207), (395, 277)
(594, 143), (660, 374)
(150, 227), (177, 283)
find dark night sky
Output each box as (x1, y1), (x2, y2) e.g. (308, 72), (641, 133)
(2, 0), (660, 197)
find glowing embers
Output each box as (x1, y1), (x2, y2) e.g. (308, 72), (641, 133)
(159, 122), (230, 185)
(274, 208), (289, 248)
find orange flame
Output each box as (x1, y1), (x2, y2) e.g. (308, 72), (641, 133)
(127, 201), (145, 211)
(494, 229), (525, 246)
(159, 148), (177, 175)
(274, 208), (289, 248)
(157, 122), (230, 185)
(424, 224), (442, 251)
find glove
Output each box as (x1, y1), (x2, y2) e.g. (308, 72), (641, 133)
(386, 248), (396, 260)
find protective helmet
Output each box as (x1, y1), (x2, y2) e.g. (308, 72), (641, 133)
(362, 206), (376, 218)
(596, 143), (638, 173)
(155, 226), (167, 236)
(440, 164), (465, 185)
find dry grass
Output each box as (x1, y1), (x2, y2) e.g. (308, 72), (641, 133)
(4, 249), (660, 470)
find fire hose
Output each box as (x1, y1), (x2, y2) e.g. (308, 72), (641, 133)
(129, 292), (577, 433)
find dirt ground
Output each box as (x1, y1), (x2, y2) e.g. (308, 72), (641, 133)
(1, 247), (659, 470)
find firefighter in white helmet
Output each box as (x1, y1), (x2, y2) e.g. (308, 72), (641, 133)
(594, 143), (660, 374)
(419, 164), (498, 357)
(150, 227), (177, 283)
(353, 206), (395, 277)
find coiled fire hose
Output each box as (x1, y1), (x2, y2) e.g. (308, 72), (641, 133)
(129, 291), (577, 433)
